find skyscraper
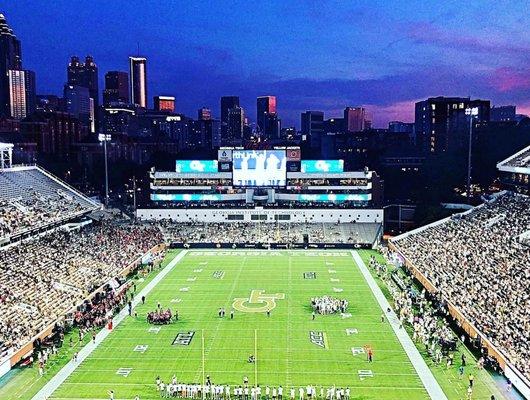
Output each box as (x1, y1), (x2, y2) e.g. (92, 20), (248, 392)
(198, 107), (212, 121)
(220, 96), (239, 123)
(227, 106), (245, 143)
(301, 110), (324, 148)
(67, 56), (99, 124)
(129, 56), (147, 108)
(344, 107), (366, 132)
(0, 14), (22, 117)
(64, 84), (93, 131)
(8, 69), (36, 120)
(256, 95), (276, 133)
(103, 71), (129, 105)
(153, 96), (175, 113)
(415, 97), (490, 154)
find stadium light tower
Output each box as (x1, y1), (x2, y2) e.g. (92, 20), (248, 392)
(465, 107), (479, 203)
(98, 133), (112, 207)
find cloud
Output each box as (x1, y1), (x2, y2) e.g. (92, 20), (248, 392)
(489, 67), (530, 92)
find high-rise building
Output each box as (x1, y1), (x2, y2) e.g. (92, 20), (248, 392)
(67, 55), (99, 127)
(64, 84), (93, 130)
(0, 14), (23, 117)
(257, 96), (276, 132)
(8, 69), (36, 120)
(415, 96), (490, 154)
(490, 105), (516, 122)
(154, 96), (175, 113)
(129, 56), (148, 108)
(103, 71), (129, 105)
(262, 112), (281, 139)
(301, 110), (324, 148)
(198, 107), (211, 121)
(227, 106), (245, 143)
(344, 107), (366, 132)
(220, 96), (239, 123)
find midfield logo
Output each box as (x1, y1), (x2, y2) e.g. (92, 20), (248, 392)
(232, 290), (285, 313)
(172, 331), (195, 346)
(309, 331), (327, 349)
(303, 272), (316, 279)
(116, 368), (133, 377)
(213, 270), (225, 279)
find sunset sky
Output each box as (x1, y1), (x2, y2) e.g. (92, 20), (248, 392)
(5, 0), (530, 127)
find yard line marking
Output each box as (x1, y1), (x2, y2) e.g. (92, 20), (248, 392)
(32, 250), (189, 400)
(351, 251), (448, 400)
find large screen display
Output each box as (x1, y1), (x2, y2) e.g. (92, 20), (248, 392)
(151, 194), (222, 201)
(301, 160), (344, 173)
(298, 194), (370, 202)
(232, 150), (286, 187)
(175, 160), (218, 173)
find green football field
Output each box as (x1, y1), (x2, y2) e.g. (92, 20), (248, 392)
(50, 250), (429, 400)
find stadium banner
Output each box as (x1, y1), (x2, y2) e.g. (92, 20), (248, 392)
(218, 149), (232, 162)
(175, 160), (218, 173)
(232, 149), (287, 187)
(218, 162), (232, 172)
(286, 147), (301, 161)
(286, 161), (300, 172)
(151, 194), (222, 201)
(297, 194), (370, 202)
(300, 160), (344, 173)
(169, 242), (371, 249)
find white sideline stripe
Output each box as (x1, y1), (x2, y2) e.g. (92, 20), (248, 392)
(350, 251), (448, 400)
(31, 250), (189, 400)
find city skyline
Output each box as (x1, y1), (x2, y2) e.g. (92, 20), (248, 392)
(3, 1), (530, 127)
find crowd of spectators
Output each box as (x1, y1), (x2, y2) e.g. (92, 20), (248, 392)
(161, 221), (379, 245)
(0, 167), (97, 240)
(392, 192), (530, 380)
(0, 222), (162, 354)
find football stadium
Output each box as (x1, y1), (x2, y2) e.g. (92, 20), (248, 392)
(0, 144), (529, 400)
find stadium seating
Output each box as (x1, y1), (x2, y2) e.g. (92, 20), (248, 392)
(0, 167), (98, 241)
(0, 223), (163, 353)
(392, 192), (530, 380)
(161, 221), (380, 245)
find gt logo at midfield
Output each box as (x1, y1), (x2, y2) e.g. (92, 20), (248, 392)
(232, 290), (285, 313)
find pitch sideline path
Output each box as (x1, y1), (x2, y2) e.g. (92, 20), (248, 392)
(32, 250), (189, 400)
(351, 251), (448, 400)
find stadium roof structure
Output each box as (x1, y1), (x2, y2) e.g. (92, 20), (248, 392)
(497, 143), (530, 175)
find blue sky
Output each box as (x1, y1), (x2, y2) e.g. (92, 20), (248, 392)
(4, 0), (530, 127)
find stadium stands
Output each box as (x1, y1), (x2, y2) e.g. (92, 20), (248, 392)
(161, 221), (381, 245)
(0, 223), (163, 354)
(0, 166), (98, 241)
(391, 192), (530, 381)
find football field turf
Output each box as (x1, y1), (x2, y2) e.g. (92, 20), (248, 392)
(50, 250), (429, 400)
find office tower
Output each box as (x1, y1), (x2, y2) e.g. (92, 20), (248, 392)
(154, 96), (175, 112)
(415, 96), (490, 154)
(103, 71), (129, 105)
(64, 84), (93, 130)
(227, 106), (245, 142)
(198, 107), (211, 121)
(0, 14), (22, 117)
(67, 56), (99, 121)
(344, 107), (366, 132)
(256, 95), (276, 132)
(301, 110), (324, 148)
(7, 69), (36, 120)
(262, 112), (281, 139)
(129, 56), (147, 108)
(490, 105), (516, 122)
(220, 96), (239, 123)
